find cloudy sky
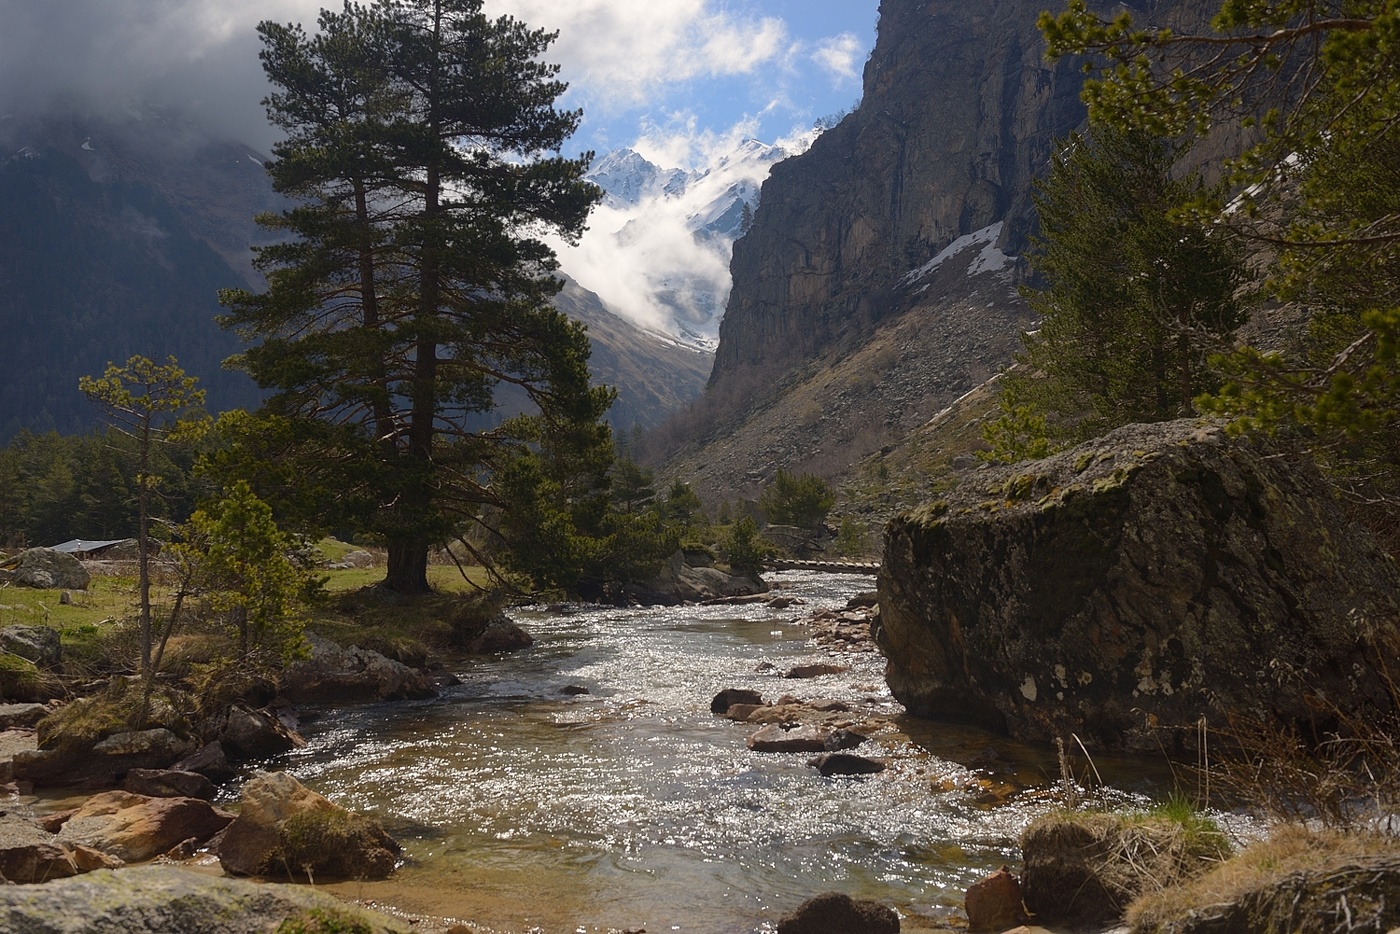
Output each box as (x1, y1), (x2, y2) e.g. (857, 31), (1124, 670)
(0, 0), (878, 169)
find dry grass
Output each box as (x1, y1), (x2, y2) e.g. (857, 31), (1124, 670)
(1126, 825), (1400, 931)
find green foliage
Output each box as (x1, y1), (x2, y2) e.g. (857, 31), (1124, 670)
(723, 517), (771, 577)
(1043, 0), (1400, 539)
(990, 124), (1246, 451)
(494, 427), (680, 599)
(662, 480), (705, 529)
(834, 517), (870, 558)
(758, 469), (837, 528)
(178, 481), (315, 662)
(220, 0), (605, 594)
(80, 355), (210, 680)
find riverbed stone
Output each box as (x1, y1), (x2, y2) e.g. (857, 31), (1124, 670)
(202, 704), (304, 760)
(965, 866), (1025, 931)
(55, 790), (232, 862)
(878, 419), (1400, 752)
(775, 891), (900, 933)
(711, 688), (765, 714)
(807, 752), (885, 776)
(278, 634), (437, 703)
(218, 770), (400, 880)
(746, 723), (828, 753)
(121, 768), (217, 801)
(0, 811), (123, 883)
(0, 703), (49, 730)
(0, 865), (417, 933)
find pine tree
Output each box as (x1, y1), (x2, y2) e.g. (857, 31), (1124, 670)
(989, 125), (1246, 451)
(222, 0), (607, 593)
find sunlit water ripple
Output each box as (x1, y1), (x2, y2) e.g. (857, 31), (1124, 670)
(272, 571), (1181, 933)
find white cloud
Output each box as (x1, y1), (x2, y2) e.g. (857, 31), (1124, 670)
(484, 0), (787, 111)
(812, 32), (864, 84)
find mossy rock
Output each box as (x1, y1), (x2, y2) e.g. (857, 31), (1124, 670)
(1021, 809), (1231, 928)
(36, 679), (191, 752)
(0, 652), (43, 701)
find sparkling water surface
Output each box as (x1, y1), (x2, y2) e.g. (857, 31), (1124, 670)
(279, 572), (1177, 933)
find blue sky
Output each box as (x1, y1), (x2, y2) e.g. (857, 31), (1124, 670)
(485, 0), (880, 168)
(0, 0), (880, 169)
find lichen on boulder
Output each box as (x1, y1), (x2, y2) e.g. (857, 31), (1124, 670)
(877, 419), (1400, 751)
(218, 770), (400, 881)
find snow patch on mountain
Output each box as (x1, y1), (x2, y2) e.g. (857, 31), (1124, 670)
(554, 137), (801, 350)
(903, 222), (1013, 289)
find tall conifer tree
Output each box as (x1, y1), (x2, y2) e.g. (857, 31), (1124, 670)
(222, 0), (608, 593)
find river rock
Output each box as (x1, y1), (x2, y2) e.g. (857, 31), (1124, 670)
(455, 611), (534, 654)
(878, 419), (1400, 752)
(711, 688), (765, 714)
(0, 865), (417, 933)
(807, 753), (885, 776)
(169, 742), (235, 781)
(11, 549), (90, 590)
(0, 627), (62, 670)
(15, 728), (196, 788)
(279, 634), (437, 704)
(965, 866), (1025, 931)
(645, 550), (769, 603)
(202, 705), (304, 760)
(0, 811), (123, 883)
(0, 703), (49, 730)
(784, 662), (850, 679)
(775, 891), (900, 934)
(746, 724), (829, 753)
(121, 768), (217, 801)
(218, 770), (400, 880)
(55, 790), (232, 863)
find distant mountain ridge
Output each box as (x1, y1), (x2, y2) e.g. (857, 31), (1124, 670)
(0, 110), (713, 440)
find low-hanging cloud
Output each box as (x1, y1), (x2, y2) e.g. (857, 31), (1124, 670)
(552, 116), (817, 340)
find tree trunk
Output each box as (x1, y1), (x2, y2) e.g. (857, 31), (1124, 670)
(385, 538), (431, 593)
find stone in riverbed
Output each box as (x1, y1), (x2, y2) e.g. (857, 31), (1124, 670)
(0, 811), (123, 883)
(775, 891), (900, 933)
(711, 688), (764, 714)
(0, 865), (416, 933)
(965, 866), (1025, 931)
(121, 768), (217, 801)
(218, 770), (400, 881)
(806, 753), (885, 776)
(746, 724), (828, 753)
(278, 634), (436, 704)
(55, 790), (233, 862)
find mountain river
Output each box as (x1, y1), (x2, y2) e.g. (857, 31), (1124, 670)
(274, 571), (1184, 933)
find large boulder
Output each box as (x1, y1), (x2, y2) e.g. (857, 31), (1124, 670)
(218, 770), (400, 881)
(278, 634), (436, 705)
(0, 865), (416, 933)
(11, 548), (90, 590)
(641, 550), (769, 603)
(201, 704), (304, 760)
(878, 420), (1400, 752)
(54, 790), (232, 862)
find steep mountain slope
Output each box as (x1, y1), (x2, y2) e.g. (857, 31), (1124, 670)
(653, 0), (1142, 502)
(0, 110), (278, 438)
(552, 277), (713, 432)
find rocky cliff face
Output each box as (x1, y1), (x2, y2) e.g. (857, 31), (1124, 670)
(710, 0), (1100, 393)
(877, 420), (1400, 752)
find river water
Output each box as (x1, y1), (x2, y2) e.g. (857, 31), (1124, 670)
(283, 571), (1177, 933)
